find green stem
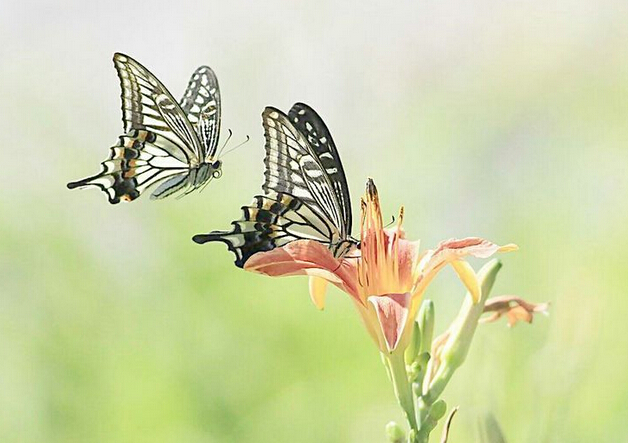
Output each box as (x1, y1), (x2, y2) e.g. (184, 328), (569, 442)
(386, 351), (418, 433)
(416, 260), (503, 442)
(425, 259), (502, 401)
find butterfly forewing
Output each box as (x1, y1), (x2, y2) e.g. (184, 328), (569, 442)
(288, 103), (352, 237)
(114, 53), (202, 161)
(179, 66), (221, 160)
(262, 107), (344, 234)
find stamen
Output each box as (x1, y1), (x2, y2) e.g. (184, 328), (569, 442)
(392, 206), (404, 284)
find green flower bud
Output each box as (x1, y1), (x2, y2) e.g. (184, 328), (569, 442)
(418, 300), (435, 356)
(385, 421), (406, 443)
(404, 320), (421, 364)
(408, 361), (421, 382)
(429, 399), (447, 421)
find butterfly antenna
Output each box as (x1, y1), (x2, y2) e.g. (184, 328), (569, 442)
(384, 215), (396, 228)
(216, 129), (233, 158)
(220, 135), (250, 158)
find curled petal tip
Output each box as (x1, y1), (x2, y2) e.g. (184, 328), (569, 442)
(308, 276), (328, 310)
(451, 260), (481, 303)
(499, 243), (519, 252)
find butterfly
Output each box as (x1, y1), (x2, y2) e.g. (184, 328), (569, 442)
(67, 52), (225, 203)
(193, 103), (357, 267)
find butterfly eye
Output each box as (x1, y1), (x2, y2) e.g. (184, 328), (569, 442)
(212, 169), (223, 179)
(212, 160), (222, 169)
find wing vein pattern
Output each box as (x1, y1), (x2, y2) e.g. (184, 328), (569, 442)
(194, 103), (355, 267)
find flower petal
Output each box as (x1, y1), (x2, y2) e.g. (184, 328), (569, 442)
(481, 295), (550, 327)
(368, 292), (411, 353)
(411, 238), (516, 304)
(243, 239), (360, 300)
(244, 240), (341, 278)
(308, 276), (328, 310)
(451, 260), (481, 303)
(422, 237), (517, 276)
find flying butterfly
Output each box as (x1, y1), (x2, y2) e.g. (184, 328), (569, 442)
(193, 103), (357, 267)
(67, 52), (230, 203)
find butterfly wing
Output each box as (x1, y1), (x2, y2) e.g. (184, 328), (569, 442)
(67, 129), (191, 203)
(288, 103), (352, 236)
(193, 105), (355, 265)
(114, 52), (202, 162)
(179, 66), (221, 160)
(193, 191), (349, 267)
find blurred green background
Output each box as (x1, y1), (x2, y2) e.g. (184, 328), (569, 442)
(1, 1), (627, 441)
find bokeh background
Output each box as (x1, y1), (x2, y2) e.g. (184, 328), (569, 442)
(1, 1), (627, 441)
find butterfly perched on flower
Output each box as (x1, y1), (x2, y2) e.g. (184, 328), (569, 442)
(193, 103), (357, 266)
(67, 53), (226, 203)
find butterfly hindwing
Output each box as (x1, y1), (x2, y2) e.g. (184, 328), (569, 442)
(193, 192), (340, 267)
(67, 129), (190, 203)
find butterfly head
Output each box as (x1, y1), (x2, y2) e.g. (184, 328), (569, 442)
(211, 160), (223, 179)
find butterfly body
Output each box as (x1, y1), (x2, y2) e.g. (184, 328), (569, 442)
(194, 103), (357, 266)
(68, 53), (223, 203)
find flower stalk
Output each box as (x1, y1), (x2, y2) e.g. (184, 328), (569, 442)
(387, 259), (507, 442)
(386, 351), (419, 433)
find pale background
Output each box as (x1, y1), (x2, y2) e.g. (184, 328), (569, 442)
(1, 1), (627, 441)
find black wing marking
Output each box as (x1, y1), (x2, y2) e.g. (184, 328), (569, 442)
(67, 129), (190, 204)
(179, 66), (221, 160)
(193, 192), (352, 267)
(288, 103), (352, 235)
(113, 52), (202, 161)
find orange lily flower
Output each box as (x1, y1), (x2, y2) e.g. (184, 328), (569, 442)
(244, 178), (517, 354)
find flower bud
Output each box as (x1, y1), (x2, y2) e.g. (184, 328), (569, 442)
(404, 320), (421, 365)
(429, 399), (447, 420)
(385, 421), (406, 443)
(418, 300), (434, 357)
